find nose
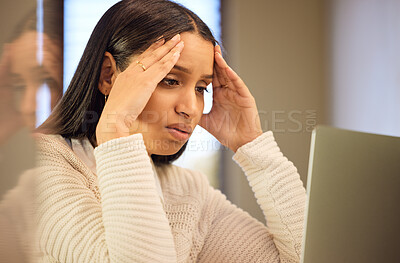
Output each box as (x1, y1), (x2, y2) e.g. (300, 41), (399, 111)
(20, 84), (37, 128)
(20, 84), (37, 115)
(175, 85), (203, 120)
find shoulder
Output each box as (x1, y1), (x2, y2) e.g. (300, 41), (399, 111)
(33, 133), (70, 151)
(33, 133), (74, 163)
(33, 133), (93, 178)
(33, 133), (72, 164)
(34, 134), (100, 199)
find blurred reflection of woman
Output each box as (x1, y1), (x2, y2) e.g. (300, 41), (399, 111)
(0, 1), (63, 261)
(0, 0), (63, 142)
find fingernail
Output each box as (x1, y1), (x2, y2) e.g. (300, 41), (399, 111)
(156, 37), (165, 43)
(173, 51), (181, 57)
(171, 34), (180, 41)
(176, 41), (184, 48)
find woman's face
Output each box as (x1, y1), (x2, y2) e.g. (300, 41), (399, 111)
(136, 32), (214, 156)
(9, 31), (63, 129)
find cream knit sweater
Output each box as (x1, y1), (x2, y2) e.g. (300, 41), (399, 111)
(34, 131), (306, 263)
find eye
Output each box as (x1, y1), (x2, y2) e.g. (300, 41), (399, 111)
(46, 78), (60, 90)
(161, 78), (180, 86)
(12, 83), (26, 91)
(10, 74), (25, 90)
(196, 86), (209, 95)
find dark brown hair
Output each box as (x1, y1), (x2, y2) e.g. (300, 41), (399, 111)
(38, 0), (217, 165)
(8, 0), (63, 44)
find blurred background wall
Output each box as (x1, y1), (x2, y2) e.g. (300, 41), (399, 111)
(328, 0), (400, 137)
(0, 0), (36, 51)
(220, 0), (400, 223)
(220, 0), (327, 223)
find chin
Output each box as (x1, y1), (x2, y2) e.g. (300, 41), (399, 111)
(153, 145), (183, 156)
(147, 138), (186, 156)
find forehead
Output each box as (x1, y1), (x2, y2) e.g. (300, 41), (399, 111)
(10, 31), (38, 73)
(175, 32), (214, 77)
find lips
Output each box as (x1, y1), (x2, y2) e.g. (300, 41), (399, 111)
(166, 123), (193, 141)
(166, 123), (193, 134)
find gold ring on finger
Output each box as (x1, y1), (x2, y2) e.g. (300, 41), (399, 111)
(136, 61), (147, 71)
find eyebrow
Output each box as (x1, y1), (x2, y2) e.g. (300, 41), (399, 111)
(10, 73), (23, 82)
(32, 65), (45, 74)
(173, 65), (213, 79)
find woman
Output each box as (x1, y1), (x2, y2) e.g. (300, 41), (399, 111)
(36, 0), (306, 262)
(0, 2), (63, 261)
(0, 0), (63, 143)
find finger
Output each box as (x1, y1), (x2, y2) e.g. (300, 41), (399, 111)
(214, 45), (229, 70)
(121, 37), (166, 73)
(121, 40), (164, 73)
(143, 41), (183, 83)
(198, 113), (211, 131)
(214, 49), (229, 71)
(214, 46), (233, 86)
(214, 61), (229, 86)
(213, 66), (233, 96)
(212, 67), (222, 88)
(214, 50), (251, 97)
(135, 34), (181, 71)
(214, 52), (232, 88)
(137, 36), (165, 58)
(215, 45), (223, 55)
(225, 66), (252, 97)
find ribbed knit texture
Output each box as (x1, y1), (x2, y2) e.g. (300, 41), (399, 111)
(32, 131), (306, 262)
(232, 131), (306, 262)
(0, 169), (36, 263)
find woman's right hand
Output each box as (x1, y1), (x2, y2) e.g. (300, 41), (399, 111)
(96, 34), (184, 145)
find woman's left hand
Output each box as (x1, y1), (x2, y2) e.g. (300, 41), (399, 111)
(199, 45), (263, 152)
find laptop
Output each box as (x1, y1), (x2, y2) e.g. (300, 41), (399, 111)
(301, 126), (400, 263)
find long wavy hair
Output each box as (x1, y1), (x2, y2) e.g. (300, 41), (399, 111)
(38, 0), (217, 165)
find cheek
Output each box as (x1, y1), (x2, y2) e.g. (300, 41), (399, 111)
(194, 110), (204, 126)
(140, 88), (172, 123)
(20, 85), (37, 114)
(197, 97), (205, 115)
(142, 87), (169, 111)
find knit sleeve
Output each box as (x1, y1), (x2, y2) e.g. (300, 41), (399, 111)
(197, 131), (306, 263)
(36, 133), (177, 263)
